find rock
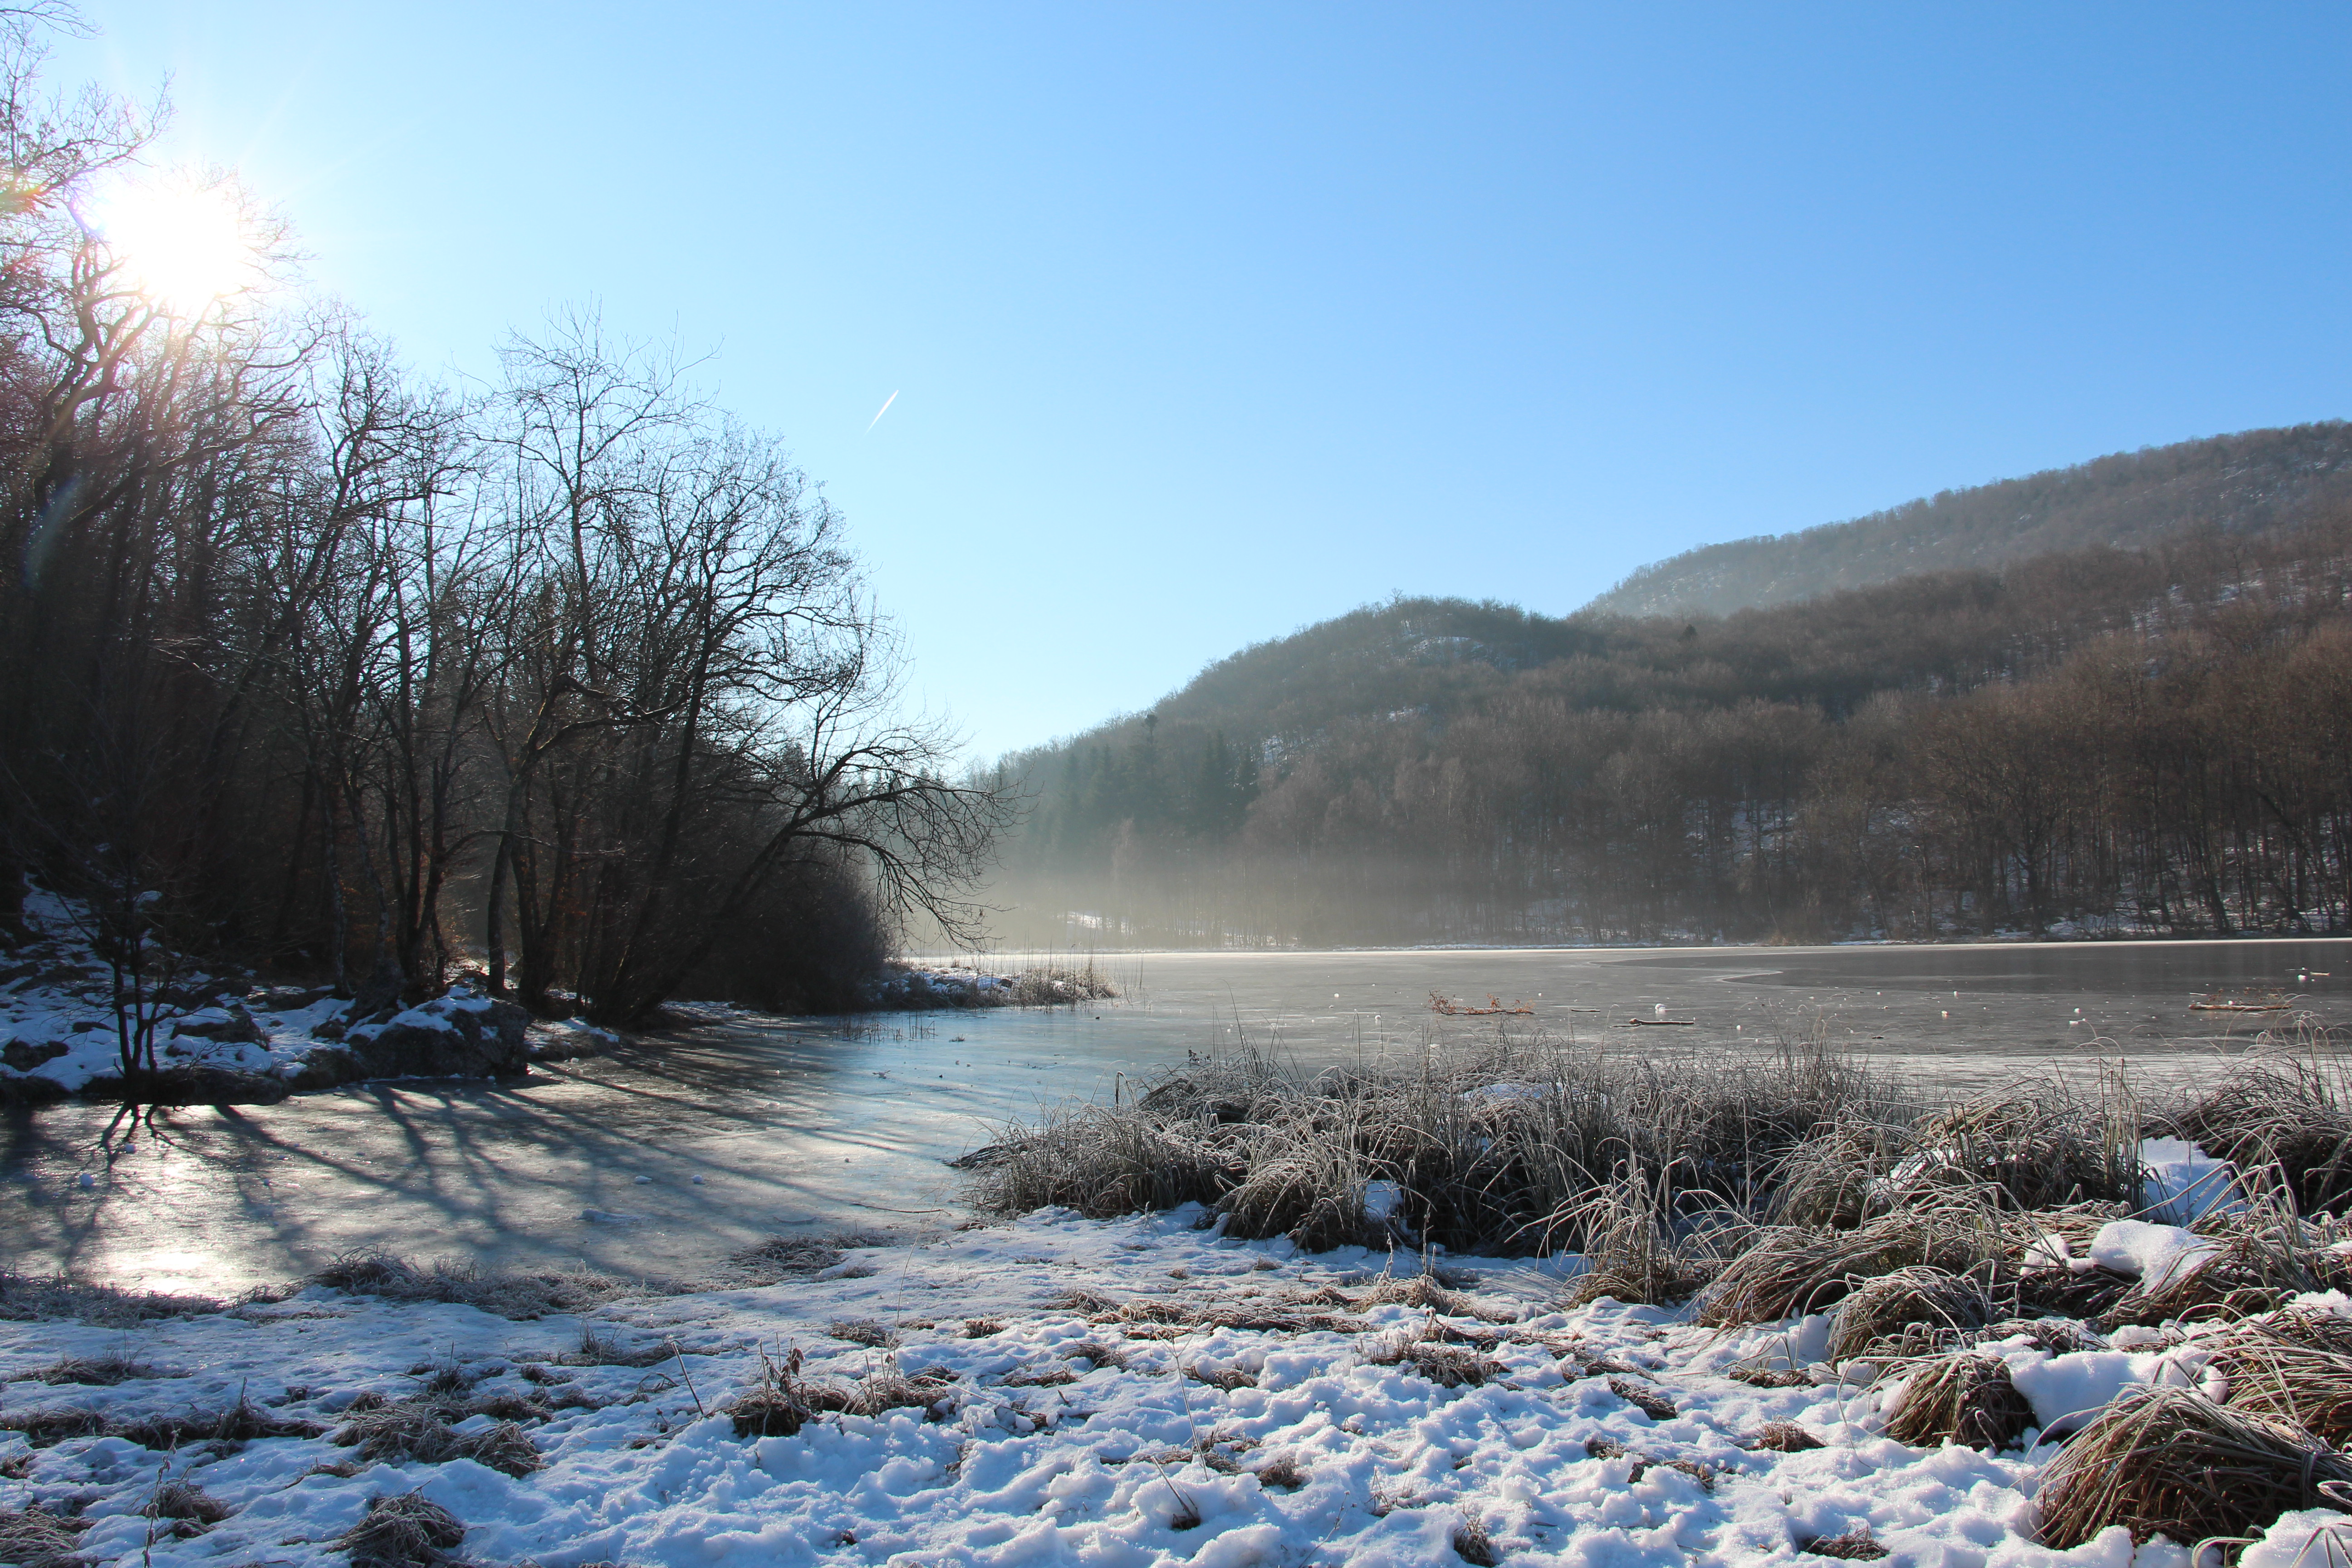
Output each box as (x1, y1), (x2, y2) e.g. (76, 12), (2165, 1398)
(252, 984), (336, 1011)
(78, 1067), (292, 1106)
(311, 1016), (349, 1041)
(343, 987), (530, 1079)
(347, 961), (407, 1024)
(2, 1039), (68, 1072)
(0, 1070), (69, 1106)
(284, 1047), (360, 1091)
(169, 1004), (262, 1044)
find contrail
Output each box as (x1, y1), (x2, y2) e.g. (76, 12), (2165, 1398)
(866, 390), (899, 431)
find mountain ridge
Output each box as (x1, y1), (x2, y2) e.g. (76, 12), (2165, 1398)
(1581, 420), (2352, 619)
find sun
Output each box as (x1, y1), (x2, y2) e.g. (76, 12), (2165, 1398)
(80, 174), (260, 318)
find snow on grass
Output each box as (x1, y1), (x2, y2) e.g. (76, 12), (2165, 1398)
(0, 1205), (2338, 1566)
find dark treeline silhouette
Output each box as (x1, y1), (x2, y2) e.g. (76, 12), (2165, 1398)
(1587, 422), (2352, 620)
(992, 515), (2352, 947)
(0, 30), (999, 1034)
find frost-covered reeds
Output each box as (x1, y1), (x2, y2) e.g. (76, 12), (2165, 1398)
(965, 1036), (2352, 1287)
(966, 1035), (1923, 1257)
(2034, 1385), (2352, 1549)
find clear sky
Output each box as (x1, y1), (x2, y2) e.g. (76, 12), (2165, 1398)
(50, 3), (2352, 759)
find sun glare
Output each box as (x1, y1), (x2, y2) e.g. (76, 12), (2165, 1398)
(82, 175), (259, 318)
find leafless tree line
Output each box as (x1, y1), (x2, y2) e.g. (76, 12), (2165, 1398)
(0, 32), (1001, 1030)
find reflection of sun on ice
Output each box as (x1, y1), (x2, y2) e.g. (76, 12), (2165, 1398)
(82, 174), (258, 317)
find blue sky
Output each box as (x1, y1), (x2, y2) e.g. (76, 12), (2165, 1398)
(53, 3), (2352, 758)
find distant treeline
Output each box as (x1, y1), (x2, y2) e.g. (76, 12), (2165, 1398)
(992, 517), (2352, 946)
(0, 38), (998, 1021)
(1586, 421), (2352, 620)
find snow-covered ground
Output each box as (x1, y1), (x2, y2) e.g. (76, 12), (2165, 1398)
(7, 1206), (2352, 1567)
(0, 890), (334, 1095)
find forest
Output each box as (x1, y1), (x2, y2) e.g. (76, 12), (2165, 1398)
(992, 514), (2352, 947)
(0, 32), (1000, 1024)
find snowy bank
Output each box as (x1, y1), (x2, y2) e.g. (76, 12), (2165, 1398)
(0, 890), (546, 1107)
(6, 1209), (2352, 1566)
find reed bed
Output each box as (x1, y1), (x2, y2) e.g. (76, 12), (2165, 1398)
(965, 1039), (2352, 1271)
(968, 1037), (1921, 1257)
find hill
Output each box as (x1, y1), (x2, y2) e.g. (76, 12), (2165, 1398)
(987, 512), (2352, 948)
(1583, 421), (2352, 619)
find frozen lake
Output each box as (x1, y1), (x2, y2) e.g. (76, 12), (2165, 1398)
(2, 937), (2345, 1296)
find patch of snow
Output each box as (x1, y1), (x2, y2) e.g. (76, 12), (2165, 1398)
(2139, 1137), (2247, 1225)
(2088, 1220), (2219, 1294)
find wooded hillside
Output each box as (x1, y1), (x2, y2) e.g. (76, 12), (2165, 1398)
(1586, 422), (2352, 619)
(988, 515), (2352, 948)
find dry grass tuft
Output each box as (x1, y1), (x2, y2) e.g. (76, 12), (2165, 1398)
(963, 1106), (1240, 1220)
(1366, 1326), (1501, 1389)
(2259, 1306), (2352, 1356)
(827, 1318), (897, 1348)
(1729, 1364), (1814, 1389)
(1881, 1353), (2035, 1450)
(1605, 1376), (1677, 1421)
(0, 1269), (218, 1326)
(2035, 1384), (2352, 1548)
(2209, 1329), (2352, 1444)
(4, 1397), (321, 1451)
(331, 1490), (467, 1568)
(967, 1038), (1919, 1257)
(1557, 1171), (1726, 1308)
(1182, 1362), (1258, 1391)
(1450, 1514), (1501, 1566)
(0, 1506), (90, 1568)
(1215, 1120), (1381, 1250)
(2015, 1264), (2136, 1320)
(1899, 1079), (2141, 1211)
(560, 1322), (676, 1368)
(1253, 1450), (1308, 1489)
(332, 1405), (543, 1476)
(724, 1232), (895, 1284)
(1695, 1213), (2004, 1329)
(1798, 1529), (1889, 1560)
(2171, 1056), (2352, 1215)
(1978, 1316), (2102, 1355)
(724, 1348), (952, 1436)
(310, 1248), (647, 1321)
(1825, 1265), (1991, 1363)
(1748, 1421), (1823, 1451)
(16, 1348), (175, 1386)
(142, 1480), (231, 1537)
(1358, 1274), (1504, 1321)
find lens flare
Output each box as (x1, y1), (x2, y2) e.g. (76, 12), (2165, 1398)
(81, 175), (258, 317)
